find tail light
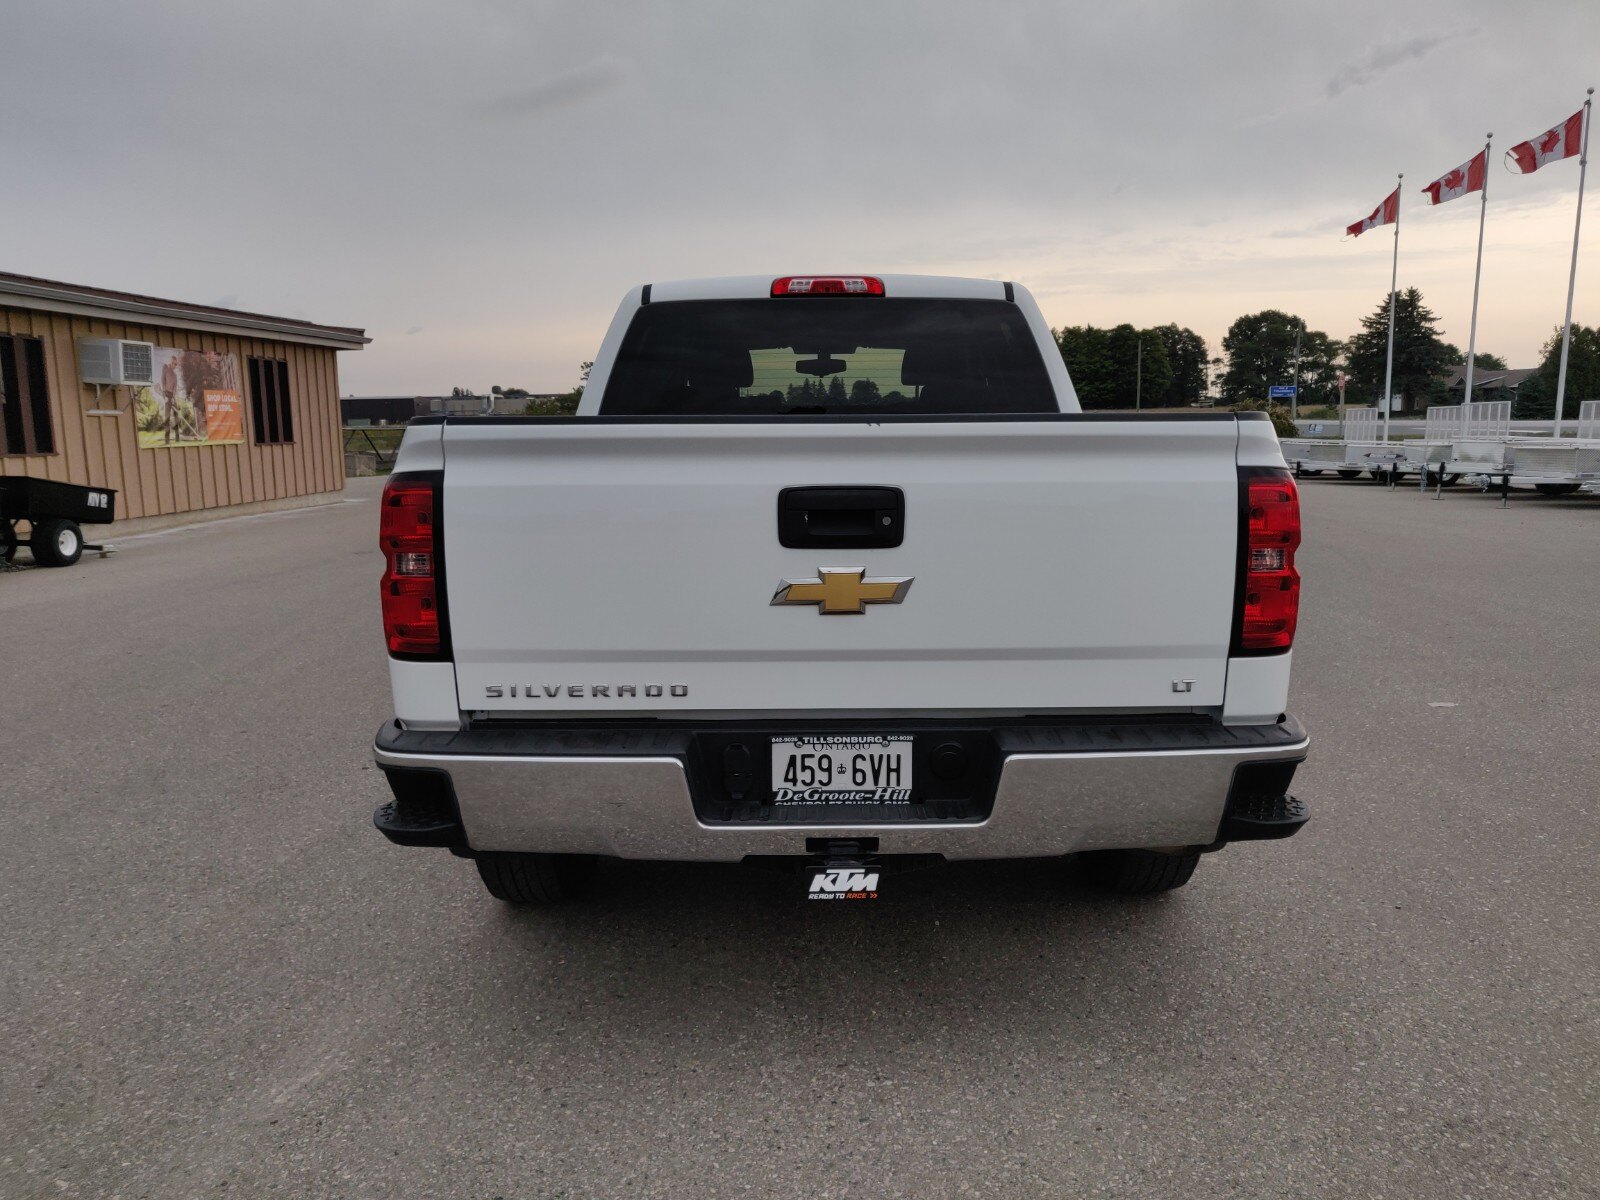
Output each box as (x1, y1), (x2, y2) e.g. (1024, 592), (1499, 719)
(380, 473), (449, 659)
(771, 276), (885, 297)
(1234, 468), (1301, 654)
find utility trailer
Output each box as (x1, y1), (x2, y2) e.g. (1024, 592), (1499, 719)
(1428, 400), (1515, 481)
(1489, 402), (1600, 496)
(1399, 401), (1514, 485)
(1501, 442), (1600, 494)
(1280, 438), (1350, 475)
(0, 476), (117, 567)
(1446, 402), (1600, 497)
(1282, 409), (1408, 481)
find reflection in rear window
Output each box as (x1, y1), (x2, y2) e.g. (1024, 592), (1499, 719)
(598, 298), (1057, 415)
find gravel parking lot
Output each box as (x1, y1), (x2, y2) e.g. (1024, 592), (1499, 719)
(2, 476), (1596, 1199)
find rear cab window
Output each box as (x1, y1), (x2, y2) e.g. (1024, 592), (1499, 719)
(597, 298), (1058, 415)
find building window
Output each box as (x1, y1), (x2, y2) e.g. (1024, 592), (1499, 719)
(0, 334), (54, 456)
(248, 357), (294, 444)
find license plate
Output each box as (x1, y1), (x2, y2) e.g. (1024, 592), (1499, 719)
(770, 735), (913, 803)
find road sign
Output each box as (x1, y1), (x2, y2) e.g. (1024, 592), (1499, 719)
(1268, 385), (1298, 400)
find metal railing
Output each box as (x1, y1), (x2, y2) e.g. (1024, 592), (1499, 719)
(1344, 409), (1383, 440)
(1423, 401), (1512, 442)
(1578, 400), (1600, 441)
(343, 427), (396, 469)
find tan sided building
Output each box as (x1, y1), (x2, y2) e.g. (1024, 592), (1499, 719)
(0, 271), (368, 534)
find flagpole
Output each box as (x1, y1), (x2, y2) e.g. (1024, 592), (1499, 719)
(1382, 174), (1402, 444)
(1463, 135), (1491, 408)
(1553, 88), (1594, 438)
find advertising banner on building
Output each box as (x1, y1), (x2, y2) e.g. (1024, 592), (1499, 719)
(134, 348), (243, 448)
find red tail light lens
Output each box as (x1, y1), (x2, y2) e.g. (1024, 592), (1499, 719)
(771, 276), (886, 297)
(380, 475), (447, 658)
(1237, 469), (1301, 653)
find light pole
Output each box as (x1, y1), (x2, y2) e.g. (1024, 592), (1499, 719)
(1291, 318), (1304, 422)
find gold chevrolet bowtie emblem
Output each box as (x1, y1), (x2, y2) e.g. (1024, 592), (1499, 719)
(770, 567), (913, 615)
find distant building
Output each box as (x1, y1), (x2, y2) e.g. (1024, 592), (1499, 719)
(341, 395), (422, 425)
(490, 392), (566, 414)
(1440, 366), (1538, 403)
(429, 393), (487, 416)
(341, 393), (496, 424)
(2, 270), (367, 533)
(341, 392), (570, 423)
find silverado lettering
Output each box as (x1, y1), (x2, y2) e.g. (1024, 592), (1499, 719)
(482, 684), (689, 699)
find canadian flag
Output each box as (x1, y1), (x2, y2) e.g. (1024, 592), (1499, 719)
(1507, 109), (1584, 174)
(1422, 149), (1487, 205)
(1347, 187), (1400, 237)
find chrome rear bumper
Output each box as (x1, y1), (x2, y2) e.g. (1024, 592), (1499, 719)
(373, 717), (1309, 860)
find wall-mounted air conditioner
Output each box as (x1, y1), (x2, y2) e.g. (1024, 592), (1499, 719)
(78, 338), (156, 386)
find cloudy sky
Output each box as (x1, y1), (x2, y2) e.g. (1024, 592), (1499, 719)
(3, 1), (1597, 394)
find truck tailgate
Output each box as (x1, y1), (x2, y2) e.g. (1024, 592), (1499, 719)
(440, 419), (1242, 715)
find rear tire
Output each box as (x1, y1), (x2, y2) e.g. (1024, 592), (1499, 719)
(1535, 483), (1580, 496)
(1335, 469), (1362, 480)
(473, 852), (597, 904)
(1425, 468), (1460, 487)
(1080, 848), (1200, 895)
(30, 519), (83, 567)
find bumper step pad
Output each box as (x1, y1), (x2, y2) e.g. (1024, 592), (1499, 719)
(1219, 793), (1308, 841)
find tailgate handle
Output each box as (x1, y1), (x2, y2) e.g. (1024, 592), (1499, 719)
(778, 486), (904, 549)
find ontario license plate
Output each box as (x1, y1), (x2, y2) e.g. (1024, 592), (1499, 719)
(770, 735), (913, 804)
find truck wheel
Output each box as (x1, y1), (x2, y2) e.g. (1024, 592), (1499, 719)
(1335, 469), (1362, 480)
(1425, 468), (1459, 487)
(1534, 483), (1580, 496)
(473, 852), (597, 904)
(1080, 848), (1200, 895)
(30, 519), (83, 567)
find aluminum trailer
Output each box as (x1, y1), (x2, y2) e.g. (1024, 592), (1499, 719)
(1397, 402), (1514, 484)
(1283, 410), (1410, 481)
(1445, 403), (1599, 493)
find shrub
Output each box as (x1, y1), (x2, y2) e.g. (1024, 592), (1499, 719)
(1229, 400), (1300, 439)
(524, 391), (581, 416)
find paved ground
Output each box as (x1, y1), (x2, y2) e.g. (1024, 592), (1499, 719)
(2, 476), (1597, 1199)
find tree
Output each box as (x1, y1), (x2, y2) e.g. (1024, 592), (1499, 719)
(849, 378), (882, 405)
(1055, 324), (1172, 409)
(1514, 325), (1600, 419)
(1220, 311), (1341, 408)
(1147, 324), (1208, 406)
(1126, 324), (1177, 409)
(523, 361), (590, 416)
(1343, 287), (1454, 410)
(1056, 325), (1116, 408)
(1441, 348), (1507, 373)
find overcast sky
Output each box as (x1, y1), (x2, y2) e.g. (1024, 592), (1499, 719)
(3, 1), (1597, 394)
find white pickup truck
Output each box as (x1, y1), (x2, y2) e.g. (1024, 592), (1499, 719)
(372, 274), (1308, 904)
